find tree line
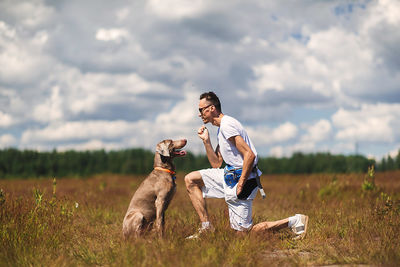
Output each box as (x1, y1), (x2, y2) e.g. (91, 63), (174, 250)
(0, 148), (399, 179)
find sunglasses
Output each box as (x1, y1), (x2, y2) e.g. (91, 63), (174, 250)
(198, 104), (213, 114)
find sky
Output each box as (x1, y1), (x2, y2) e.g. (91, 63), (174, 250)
(0, 0), (399, 159)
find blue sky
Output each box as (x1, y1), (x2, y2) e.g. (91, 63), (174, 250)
(0, 0), (399, 159)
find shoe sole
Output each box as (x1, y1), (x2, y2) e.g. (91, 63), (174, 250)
(185, 227), (215, 240)
(293, 215), (308, 240)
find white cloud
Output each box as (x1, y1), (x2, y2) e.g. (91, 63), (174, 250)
(333, 103), (400, 143)
(96, 28), (130, 43)
(269, 140), (355, 158)
(251, 26), (376, 107)
(269, 141), (317, 158)
(20, 88), (209, 153)
(269, 146), (284, 158)
(388, 145), (400, 158)
(0, 21), (53, 85)
(33, 86), (64, 123)
(116, 8), (130, 22)
(146, 0), (207, 19)
(0, 111), (13, 127)
(247, 122), (298, 146)
(330, 142), (355, 155)
(0, 87), (33, 127)
(20, 88), (198, 146)
(0, 21), (16, 38)
(288, 141), (316, 154)
(0, 0), (54, 29)
(301, 119), (332, 143)
(0, 134), (16, 148)
(21, 120), (137, 144)
(251, 63), (287, 92)
(248, 0), (399, 110)
(152, 88), (207, 152)
(155, 90), (198, 128)
(55, 69), (174, 116)
(362, 0), (400, 30)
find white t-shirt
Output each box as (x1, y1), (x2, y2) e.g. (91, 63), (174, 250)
(217, 115), (259, 174)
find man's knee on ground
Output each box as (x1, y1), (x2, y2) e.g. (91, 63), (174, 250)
(250, 223), (263, 233)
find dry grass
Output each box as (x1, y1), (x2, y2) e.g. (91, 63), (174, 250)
(1, 171), (400, 266)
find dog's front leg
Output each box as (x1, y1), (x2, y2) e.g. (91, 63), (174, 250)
(155, 193), (168, 237)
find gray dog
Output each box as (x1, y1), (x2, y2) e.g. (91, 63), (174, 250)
(122, 139), (187, 239)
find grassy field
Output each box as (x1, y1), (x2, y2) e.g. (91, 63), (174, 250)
(1, 169), (400, 266)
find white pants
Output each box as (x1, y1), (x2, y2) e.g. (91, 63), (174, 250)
(200, 168), (259, 231)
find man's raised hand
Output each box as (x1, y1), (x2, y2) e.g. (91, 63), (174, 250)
(197, 125), (209, 142)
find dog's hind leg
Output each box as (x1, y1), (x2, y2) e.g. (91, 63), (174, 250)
(122, 211), (145, 240)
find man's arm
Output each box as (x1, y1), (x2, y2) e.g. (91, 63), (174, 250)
(228, 135), (255, 196)
(198, 126), (223, 168)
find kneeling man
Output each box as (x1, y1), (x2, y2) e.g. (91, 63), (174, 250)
(185, 91), (308, 239)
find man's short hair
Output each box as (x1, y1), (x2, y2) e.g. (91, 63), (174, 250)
(200, 91), (222, 112)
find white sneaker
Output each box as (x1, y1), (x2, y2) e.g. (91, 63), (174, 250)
(291, 214), (308, 240)
(185, 225), (215, 240)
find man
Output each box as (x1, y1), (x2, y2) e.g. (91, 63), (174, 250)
(184, 91), (308, 239)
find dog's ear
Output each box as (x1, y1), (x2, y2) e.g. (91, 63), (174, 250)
(156, 141), (171, 157)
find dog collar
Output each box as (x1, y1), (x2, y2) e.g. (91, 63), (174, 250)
(154, 167), (176, 181)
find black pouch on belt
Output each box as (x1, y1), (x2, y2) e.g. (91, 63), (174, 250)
(237, 178), (258, 200)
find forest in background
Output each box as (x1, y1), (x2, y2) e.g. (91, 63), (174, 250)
(1, 148), (398, 179)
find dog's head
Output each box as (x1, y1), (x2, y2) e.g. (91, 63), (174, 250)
(156, 139), (187, 159)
